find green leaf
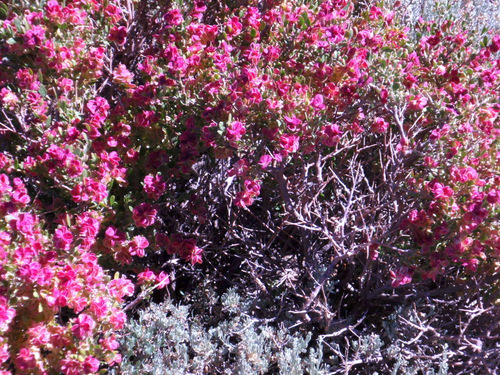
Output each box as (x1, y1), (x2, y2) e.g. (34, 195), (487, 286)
(482, 36), (489, 47)
(58, 99), (67, 112)
(0, 3), (8, 20)
(299, 12), (310, 30)
(39, 85), (47, 98)
(5, 37), (17, 45)
(13, 17), (23, 32)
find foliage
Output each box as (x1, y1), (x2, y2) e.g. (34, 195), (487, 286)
(117, 287), (499, 374)
(0, 0), (498, 374)
(115, 290), (329, 375)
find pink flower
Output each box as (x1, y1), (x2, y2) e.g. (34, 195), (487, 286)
(311, 94), (326, 110)
(163, 9), (184, 27)
(71, 314), (96, 340)
(100, 335), (119, 351)
(55, 77), (73, 93)
(486, 189), (500, 204)
(23, 26), (45, 48)
(113, 64), (134, 87)
(137, 269), (156, 284)
(0, 341), (9, 364)
(104, 4), (123, 23)
(18, 261), (41, 283)
(244, 179), (261, 196)
(320, 124), (342, 146)
(225, 16), (242, 38)
(90, 297), (109, 319)
(156, 271), (170, 288)
(234, 191), (254, 207)
(15, 348), (36, 371)
(104, 226), (126, 248)
(132, 203), (157, 227)
(109, 308), (126, 330)
(128, 235), (149, 257)
(0, 88), (19, 110)
(83, 356), (100, 373)
(28, 323), (50, 346)
(178, 239), (203, 265)
(452, 166), (478, 183)
(54, 226), (73, 250)
(371, 117), (389, 133)
(60, 358), (81, 375)
(227, 159), (249, 177)
(135, 110), (158, 128)
(0, 297), (16, 332)
(226, 121), (246, 143)
(13, 213), (37, 235)
(407, 94), (428, 110)
(284, 116), (302, 132)
(489, 35), (500, 53)
(264, 45), (280, 61)
(108, 26), (127, 45)
(143, 174), (166, 199)
(258, 155), (273, 170)
(155, 232), (170, 250)
(390, 267), (413, 287)
(244, 43), (261, 64)
(16, 68), (40, 90)
(279, 134), (300, 154)
(86, 97), (109, 124)
(380, 88), (388, 103)
(431, 182), (454, 200)
(45, 0), (63, 22)
(109, 277), (135, 301)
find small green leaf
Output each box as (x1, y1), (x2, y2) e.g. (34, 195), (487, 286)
(482, 36), (489, 47)
(300, 12), (311, 29)
(58, 99), (67, 112)
(0, 3), (8, 20)
(38, 84), (47, 98)
(13, 18), (23, 32)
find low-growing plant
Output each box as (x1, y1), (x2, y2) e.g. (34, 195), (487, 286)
(117, 287), (499, 374)
(115, 289), (330, 375)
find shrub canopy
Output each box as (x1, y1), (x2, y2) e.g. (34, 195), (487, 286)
(0, 0), (498, 374)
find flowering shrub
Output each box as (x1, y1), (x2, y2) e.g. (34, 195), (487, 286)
(0, 0), (498, 373)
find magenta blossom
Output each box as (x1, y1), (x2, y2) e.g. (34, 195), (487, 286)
(132, 203), (157, 227)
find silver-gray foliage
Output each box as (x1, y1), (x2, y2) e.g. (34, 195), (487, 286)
(115, 289), (331, 375)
